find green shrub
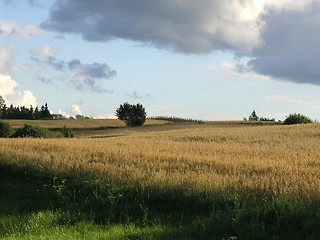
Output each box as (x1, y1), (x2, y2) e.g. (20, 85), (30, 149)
(284, 113), (313, 125)
(12, 124), (51, 138)
(61, 126), (74, 138)
(0, 121), (13, 138)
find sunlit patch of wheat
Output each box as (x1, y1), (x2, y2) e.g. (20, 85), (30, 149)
(1, 123), (320, 200)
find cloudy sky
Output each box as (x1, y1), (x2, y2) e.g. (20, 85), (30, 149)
(1, 0), (320, 120)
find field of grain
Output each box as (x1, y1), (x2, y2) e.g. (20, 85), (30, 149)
(4, 118), (171, 129)
(1, 122), (320, 200)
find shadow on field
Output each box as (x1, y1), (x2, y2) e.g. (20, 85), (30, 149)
(1, 160), (320, 239)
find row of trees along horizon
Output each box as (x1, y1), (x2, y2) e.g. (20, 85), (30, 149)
(0, 98), (148, 127)
(0, 103), (52, 120)
(0, 96), (146, 124)
(0, 95), (314, 126)
(0, 95), (91, 120)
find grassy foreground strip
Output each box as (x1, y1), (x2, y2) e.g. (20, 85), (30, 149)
(1, 159), (320, 239)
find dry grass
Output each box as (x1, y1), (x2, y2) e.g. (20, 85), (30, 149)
(1, 123), (320, 200)
(3, 119), (170, 129)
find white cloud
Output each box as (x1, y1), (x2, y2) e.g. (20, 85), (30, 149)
(0, 20), (45, 38)
(0, 73), (18, 96)
(0, 44), (41, 74)
(34, 45), (55, 58)
(92, 115), (116, 119)
(2, 0), (44, 6)
(0, 45), (37, 107)
(264, 0), (315, 12)
(7, 90), (37, 107)
(71, 104), (82, 115)
(264, 95), (305, 104)
(265, 95), (320, 111)
(194, 61), (274, 83)
(265, 95), (320, 105)
(0, 74), (37, 107)
(0, 44), (15, 73)
(57, 109), (70, 118)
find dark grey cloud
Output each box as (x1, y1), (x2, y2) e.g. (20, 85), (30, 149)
(248, 3), (320, 85)
(127, 91), (142, 99)
(41, 0), (320, 86)
(41, 0), (262, 54)
(69, 59), (117, 93)
(68, 59), (117, 79)
(37, 76), (53, 85)
(68, 59), (81, 70)
(47, 56), (66, 71)
(30, 51), (66, 71)
(30, 50), (116, 92)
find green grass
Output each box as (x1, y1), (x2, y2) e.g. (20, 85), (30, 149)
(1, 158), (320, 239)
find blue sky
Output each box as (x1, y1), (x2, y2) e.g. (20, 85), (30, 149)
(1, 0), (320, 120)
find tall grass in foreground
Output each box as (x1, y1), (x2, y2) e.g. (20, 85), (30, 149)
(1, 123), (320, 239)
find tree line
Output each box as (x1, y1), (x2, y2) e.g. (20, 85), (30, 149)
(0, 96), (52, 120)
(244, 110), (276, 122)
(0, 94), (313, 126)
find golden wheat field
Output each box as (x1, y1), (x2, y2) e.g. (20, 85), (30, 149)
(6, 119), (170, 129)
(1, 123), (320, 200)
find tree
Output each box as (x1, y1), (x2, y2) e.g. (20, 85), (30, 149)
(61, 126), (74, 138)
(52, 114), (67, 120)
(0, 121), (13, 138)
(284, 113), (313, 125)
(0, 95), (4, 109)
(249, 110), (259, 121)
(115, 102), (147, 127)
(40, 103), (53, 119)
(0, 96), (4, 119)
(12, 124), (51, 138)
(34, 106), (40, 119)
(0, 101), (53, 120)
(1, 104), (7, 119)
(75, 114), (85, 119)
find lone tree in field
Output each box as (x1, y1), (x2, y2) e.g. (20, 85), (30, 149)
(115, 102), (147, 127)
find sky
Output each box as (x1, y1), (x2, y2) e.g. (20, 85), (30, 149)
(1, 0), (320, 120)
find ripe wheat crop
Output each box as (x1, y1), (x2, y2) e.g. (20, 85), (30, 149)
(1, 123), (320, 200)
(4, 119), (170, 129)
